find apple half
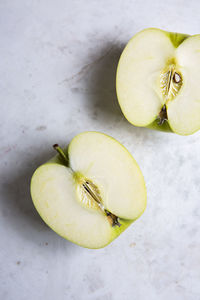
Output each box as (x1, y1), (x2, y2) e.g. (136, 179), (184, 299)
(116, 28), (200, 135)
(31, 132), (146, 249)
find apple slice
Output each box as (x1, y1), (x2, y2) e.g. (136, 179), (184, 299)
(31, 132), (146, 249)
(116, 28), (200, 135)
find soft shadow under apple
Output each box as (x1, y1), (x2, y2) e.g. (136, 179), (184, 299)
(1, 148), (75, 250)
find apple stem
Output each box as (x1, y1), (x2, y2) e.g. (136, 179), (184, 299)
(53, 144), (68, 165)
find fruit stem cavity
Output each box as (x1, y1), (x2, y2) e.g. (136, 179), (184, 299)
(105, 210), (121, 227)
(158, 104), (168, 125)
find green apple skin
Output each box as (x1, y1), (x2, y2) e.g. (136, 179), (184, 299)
(147, 119), (172, 132)
(116, 28), (192, 134)
(30, 132), (147, 249)
(167, 31), (189, 48)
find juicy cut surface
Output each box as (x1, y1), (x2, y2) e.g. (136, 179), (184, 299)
(117, 28), (200, 135)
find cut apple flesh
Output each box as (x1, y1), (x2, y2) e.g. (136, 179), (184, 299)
(116, 28), (200, 135)
(31, 132), (146, 248)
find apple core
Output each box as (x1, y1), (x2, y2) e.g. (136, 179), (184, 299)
(159, 61), (183, 124)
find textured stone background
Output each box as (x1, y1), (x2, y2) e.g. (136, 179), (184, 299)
(0, 0), (200, 299)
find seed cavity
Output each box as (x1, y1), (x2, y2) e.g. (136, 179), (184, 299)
(77, 179), (102, 210)
(76, 176), (121, 227)
(160, 66), (182, 102)
(159, 63), (183, 125)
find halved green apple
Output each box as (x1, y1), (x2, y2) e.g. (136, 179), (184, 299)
(116, 28), (200, 135)
(30, 132), (146, 249)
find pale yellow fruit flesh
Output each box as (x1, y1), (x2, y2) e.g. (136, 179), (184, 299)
(31, 132), (147, 249)
(117, 28), (200, 135)
(167, 35), (200, 135)
(31, 164), (113, 249)
(68, 132), (146, 220)
(116, 28), (174, 126)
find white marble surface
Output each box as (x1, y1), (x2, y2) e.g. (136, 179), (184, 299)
(1, 0), (200, 299)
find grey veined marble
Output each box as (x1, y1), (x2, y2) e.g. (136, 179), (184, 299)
(0, 0), (200, 299)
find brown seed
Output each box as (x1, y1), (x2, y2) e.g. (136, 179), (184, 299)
(173, 72), (181, 83)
